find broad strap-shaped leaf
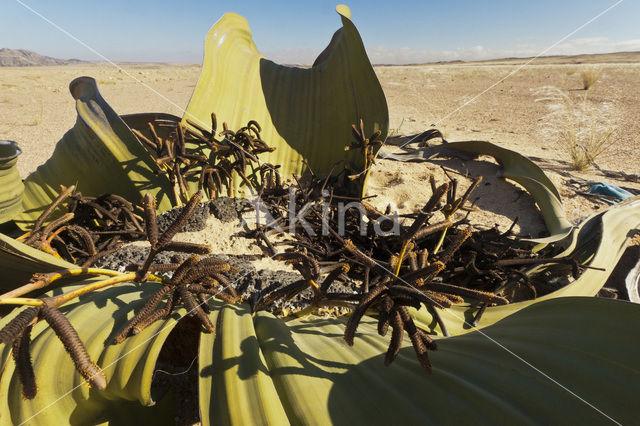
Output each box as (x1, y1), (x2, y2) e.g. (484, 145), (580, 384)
(626, 254), (640, 303)
(247, 297), (639, 424)
(183, 5), (388, 196)
(15, 77), (173, 229)
(0, 232), (74, 291)
(0, 283), (180, 425)
(0, 141), (24, 224)
(199, 304), (287, 426)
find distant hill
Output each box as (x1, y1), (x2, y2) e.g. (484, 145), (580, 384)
(375, 51), (640, 67)
(0, 48), (86, 66)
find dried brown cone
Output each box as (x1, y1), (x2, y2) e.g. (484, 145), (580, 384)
(170, 255), (201, 285)
(179, 258), (233, 286)
(274, 252), (320, 280)
(426, 282), (508, 305)
(343, 240), (377, 269)
(161, 241), (212, 255)
(188, 285), (237, 304)
(142, 194), (159, 249)
(437, 228), (471, 264)
(132, 292), (176, 335)
(66, 225), (97, 256)
(125, 263), (181, 273)
(398, 306), (433, 372)
(388, 285), (443, 309)
(113, 285), (173, 344)
(384, 309), (404, 366)
(403, 182), (449, 241)
(377, 294), (394, 336)
(209, 273), (239, 300)
(25, 185), (76, 244)
(422, 290), (455, 309)
(176, 287), (215, 333)
(261, 279), (308, 306)
(344, 285), (387, 346)
(0, 307), (40, 345)
(319, 263), (350, 294)
(12, 325), (37, 399)
(40, 304), (107, 390)
(157, 191), (203, 247)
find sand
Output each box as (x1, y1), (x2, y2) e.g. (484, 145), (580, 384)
(1, 58), (639, 235)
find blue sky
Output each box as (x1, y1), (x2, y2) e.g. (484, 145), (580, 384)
(1, 0), (638, 64)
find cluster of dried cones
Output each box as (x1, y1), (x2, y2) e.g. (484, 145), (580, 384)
(133, 113), (277, 203)
(252, 170), (511, 371)
(19, 185), (145, 266)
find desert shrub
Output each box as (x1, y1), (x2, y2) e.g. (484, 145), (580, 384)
(535, 86), (618, 171)
(581, 67), (601, 90)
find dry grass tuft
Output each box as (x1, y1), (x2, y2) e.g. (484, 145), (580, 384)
(388, 117), (405, 137)
(581, 67), (602, 90)
(535, 86), (618, 171)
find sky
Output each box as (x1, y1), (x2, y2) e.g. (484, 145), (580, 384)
(0, 0), (639, 65)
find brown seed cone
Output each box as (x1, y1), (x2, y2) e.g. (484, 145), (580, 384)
(157, 191), (203, 247)
(437, 228), (471, 264)
(377, 294), (394, 336)
(427, 282), (508, 305)
(398, 307), (432, 372)
(384, 309), (404, 366)
(176, 287), (215, 333)
(0, 307), (40, 345)
(343, 240), (377, 269)
(344, 285), (387, 346)
(114, 285), (173, 344)
(132, 292), (176, 335)
(210, 273), (239, 299)
(40, 304), (107, 390)
(171, 255), (201, 285)
(12, 325), (37, 399)
(389, 285), (443, 309)
(142, 194), (159, 249)
(179, 259), (232, 286)
(161, 241), (212, 255)
(320, 263), (350, 294)
(261, 280), (308, 306)
(67, 225), (97, 256)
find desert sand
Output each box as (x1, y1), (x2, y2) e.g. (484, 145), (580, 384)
(1, 56), (639, 238)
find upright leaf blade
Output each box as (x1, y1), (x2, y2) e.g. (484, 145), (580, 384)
(199, 303), (288, 426)
(0, 141), (24, 224)
(183, 5), (388, 196)
(15, 77), (173, 229)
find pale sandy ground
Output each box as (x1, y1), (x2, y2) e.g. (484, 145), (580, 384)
(0, 59), (639, 238)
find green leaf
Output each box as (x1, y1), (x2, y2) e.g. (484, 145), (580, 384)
(199, 304), (288, 426)
(0, 141), (24, 224)
(0, 233), (179, 424)
(183, 5), (389, 196)
(246, 297), (639, 424)
(0, 283), (180, 425)
(0, 232), (73, 291)
(14, 77), (174, 229)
